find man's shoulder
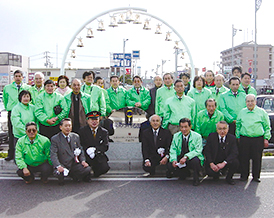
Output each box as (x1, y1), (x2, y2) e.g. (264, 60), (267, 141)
(37, 133), (50, 142)
(98, 126), (108, 135)
(51, 132), (62, 141)
(190, 130), (202, 138)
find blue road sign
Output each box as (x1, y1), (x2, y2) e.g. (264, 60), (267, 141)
(113, 53), (131, 67)
(132, 50), (140, 59)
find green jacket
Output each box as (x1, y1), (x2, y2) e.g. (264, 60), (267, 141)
(11, 103), (38, 138)
(187, 87), (212, 113)
(155, 84), (175, 117)
(195, 109), (224, 139)
(3, 82), (30, 111)
(15, 134), (52, 169)
(162, 94), (196, 129)
(101, 88), (112, 115)
(238, 84), (257, 96)
(236, 106), (271, 139)
(64, 91), (92, 116)
(210, 86), (229, 109)
(126, 86), (151, 111)
(107, 86), (127, 112)
(218, 90), (246, 123)
(34, 92), (67, 126)
(29, 85), (45, 105)
(169, 130), (204, 165)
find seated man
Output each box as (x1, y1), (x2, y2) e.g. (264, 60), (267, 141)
(167, 118), (204, 186)
(79, 111), (110, 177)
(141, 114), (172, 175)
(51, 118), (91, 185)
(15, 122), (52, 184)
(204, 121), (239, 185)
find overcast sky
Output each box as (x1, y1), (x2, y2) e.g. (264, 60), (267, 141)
(0, 0), (273, 77)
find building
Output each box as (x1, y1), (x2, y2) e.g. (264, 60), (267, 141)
(220, 41), (274, 79)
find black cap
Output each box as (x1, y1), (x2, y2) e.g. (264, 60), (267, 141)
(86, 111), (101, 119)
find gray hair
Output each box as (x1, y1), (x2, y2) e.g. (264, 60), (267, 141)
(34, 72), (45, 79)
(246, 94), (256, 101)
(149, 114), (162, 122)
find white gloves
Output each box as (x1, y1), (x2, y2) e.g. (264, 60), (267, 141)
(86, 147), (96, 159)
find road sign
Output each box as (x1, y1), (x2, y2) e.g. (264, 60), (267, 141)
(248, 67), (252, 74)
(113, 53), (131, 67)
(132, 50), (140, 59)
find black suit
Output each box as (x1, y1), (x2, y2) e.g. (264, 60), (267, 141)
(204, 132), (239, 180)
(78, 125), (110, 177)
(146, 86), (159, 117)
(141, 127), (172, 174)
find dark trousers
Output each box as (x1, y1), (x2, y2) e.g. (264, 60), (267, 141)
(228, 122), (236, 136)
(53, 162), (91, 183)
(17, 161), (52, 181)
(87, 154), (110, 177)
(143, 158), (161, 175)
(205, 159), (239, 180)
(167, 157), (201, 181)
(7, 111), (14, 158)
(240, 136), (264, 180)
(39, 123), (60, 140)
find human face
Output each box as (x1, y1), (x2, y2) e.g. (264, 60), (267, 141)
(21, 94), (31, 105)
(174, 81), (185, 96)
(87, 118), (100, 129)
(206, 101), (216, 115)
(150, 115), (161, 130)
(214, 75), (224, 88)
(179, 122), (191, 136)
(205, 72), (214, 84)
(84, 75), (94, 85)
(71, 79), (81, 94)
(45, 83), (55, 94)
(181, 76), (189, 86)
(216, 123), (228, 138)
(241, 75), (251, 87)
(110, 77), (119, 89)
(195, 78), (203, 90)
(60, 120), (72, 136)
(133, 78), (142, 88)
(95, 79), (104, 88)
(154, 76), (162, 88)
(163, 74), (173, 87)
(246, 95), (256, 111)
(232, 69), (241, 79)
(34, 74), (44, 87)
(14, 73), (23, 84)
(26, 125), (37, 140)
(58, 79), (67, 89)
(229, 79), (240, 93)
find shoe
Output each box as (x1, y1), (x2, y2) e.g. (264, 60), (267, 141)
(83, 174), (92, 183)
(240, 177), (248, 181)
(5, 156), (14, 161)
(58, 182), (65, 186)
(226, 179), (236, 185)
(41, 178), (49, 184)
(166, 171), (173, 179)
(252, 178), (261, 183)
(193, 180), (200, 186)
(25, 177), (34, 184)
(178, 176), (186, 180)
(213, 176), (219, 181)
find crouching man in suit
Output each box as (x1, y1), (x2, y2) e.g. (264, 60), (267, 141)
(167, 118), (204, 186)
(50, 118), (91, 185)
(79, 111), (110, 177)
(204, 121), (239, 185)
(141, 114), (172, 175)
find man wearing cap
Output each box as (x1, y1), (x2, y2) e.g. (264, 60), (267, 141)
(78, 111), (110, 177)
(51, 118), (91, 185)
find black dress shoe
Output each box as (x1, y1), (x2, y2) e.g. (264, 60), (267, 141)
(166, 171), (173, 179)
(193, 180), (200, 186)
(226, 179), (236, 185)
(5, 156), (14, 161)
(252, 178), (261, 183)
(213, 176), (219, 181)
(240, 177), (248, 181)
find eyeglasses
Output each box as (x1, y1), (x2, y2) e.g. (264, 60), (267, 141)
(217, 127), (228, 131)
(27, 129), (37, 133)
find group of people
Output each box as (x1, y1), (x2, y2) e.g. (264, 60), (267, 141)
(1, 66), (270, 186)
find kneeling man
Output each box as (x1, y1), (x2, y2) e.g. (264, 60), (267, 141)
(167, 118), (204, 186)
(51, 118), (91, 185)
(204, 121), (239, 185)
(15, 122), (52, 184)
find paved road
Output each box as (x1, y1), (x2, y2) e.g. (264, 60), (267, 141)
(1, 173), (274, 217)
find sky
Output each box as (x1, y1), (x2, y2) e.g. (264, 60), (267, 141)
(0, 0), (273, 78)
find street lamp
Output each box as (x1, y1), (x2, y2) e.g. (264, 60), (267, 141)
(161, 59), (170, 75)
(231, 24), (242, 68)
(123, 39), (129, 86)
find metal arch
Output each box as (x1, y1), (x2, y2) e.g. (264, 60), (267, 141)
(60, 7), (195, 80)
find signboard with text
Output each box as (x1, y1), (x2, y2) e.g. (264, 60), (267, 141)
(113, 53), (131, 67)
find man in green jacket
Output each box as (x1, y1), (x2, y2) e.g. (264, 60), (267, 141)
(29, 72), (45, 104)
(195, 98), (224, 144)
(15, 122), (52, 184)
(80, 71), (106, 116)
(238, 72), (257, 96)
(219, 76), (246, 135)
(35, 80), (67, 139)
(236, 94), (271, 182)
(155, 73), (175, 117)
(3, 70), (30, 161)
(162, 79), (196, 134)
(64, 79), (91, 133)
(167, 118), (204, 186)
(126, 75), (151, 111)
(210, 74), (229, 109)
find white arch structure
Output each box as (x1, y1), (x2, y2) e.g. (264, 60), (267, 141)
(60, 7), (195, 79)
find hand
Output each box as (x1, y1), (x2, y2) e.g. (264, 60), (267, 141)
(160, 156), (168, 165)
(216, 162), (226, 170)
(179, 156), (187, 165)
(57, 166), (64, 173)
(264, 139), (269, 148)
(145, 160), (151, 167)
(46, 118), (56, 125)
(172, 161), (178, 168)
(135, 102), (141, 107)
(81, 161), (89, 168)
(23, 168), (30, 176)
(210, 163), (219, 172)
(232, 120), (236, 124)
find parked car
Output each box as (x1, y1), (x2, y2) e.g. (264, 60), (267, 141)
(256, 95), (274, 148)
(0, 101), (8, 145)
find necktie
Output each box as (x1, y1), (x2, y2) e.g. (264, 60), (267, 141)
(244, 87), (249, 94)
(233, 93), (237, 97)
(216, 88), (219, 95)
(153, 130), (157, 145)
(178, 97), (182, 101)
(137, 88), (140, 95)
(92, 130), (96, 139)
(30, 140), (34, 144)
(66, 136), (70, 144)
(17, 84), (21, 91)
(114, 89), (117, 94)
